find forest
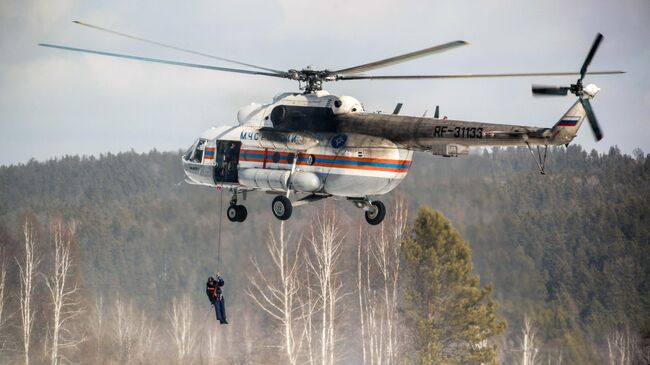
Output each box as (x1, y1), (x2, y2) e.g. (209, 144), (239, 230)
(0, 145), (648, 364)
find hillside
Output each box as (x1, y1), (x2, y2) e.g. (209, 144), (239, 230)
(0, 146), (648, 363)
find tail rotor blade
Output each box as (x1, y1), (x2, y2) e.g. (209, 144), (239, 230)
(532, 85), (570, 96)
(580, 33), (604, 80)
(580, 98), (603, 141)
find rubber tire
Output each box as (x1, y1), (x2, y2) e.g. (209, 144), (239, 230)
(365, 201), (386, 225)
(227, 205), (239, 222)
(236, 205), (248, 222)
(272, 196), (293, 221)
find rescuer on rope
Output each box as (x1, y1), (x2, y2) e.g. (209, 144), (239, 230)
(206, 275), (228, 324)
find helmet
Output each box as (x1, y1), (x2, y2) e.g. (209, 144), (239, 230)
(208, 276), (215, 283)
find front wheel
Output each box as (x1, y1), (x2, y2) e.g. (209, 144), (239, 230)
(236, 205), (247, 222)
(227, 205), (247, 222)
(365, 201), (386, 225)
(227, 205), (239, 222)
(272, 196), (292, 221)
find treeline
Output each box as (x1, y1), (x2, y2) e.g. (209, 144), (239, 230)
(0, 145), (648, 364)
(401, 146), (650, 363)
(1, 199), (505, 364)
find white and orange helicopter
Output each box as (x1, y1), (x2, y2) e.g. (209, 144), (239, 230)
(41, 23), (623, 224)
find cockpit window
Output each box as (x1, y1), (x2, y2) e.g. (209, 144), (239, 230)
(184, 139), (207, 163)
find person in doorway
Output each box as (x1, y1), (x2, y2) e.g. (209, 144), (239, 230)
(206, 275), (228, 324)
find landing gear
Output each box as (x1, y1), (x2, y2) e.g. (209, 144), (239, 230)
(365, 201), (386, 225)
(351, 198), (386, 225)
(227, 204), (247, 222)
(226, 192), (247, 222)
(272, 195), (293, 221)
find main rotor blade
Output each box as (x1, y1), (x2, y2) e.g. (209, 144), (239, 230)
(580, 33), (604, 81)
(39, 43), (287, 78)
(580, 98), (603, 141)
(73, 20), (285, 74)
(337, 70), (625, 80)
(331, 40), (469, 76)
(532, 85), (570, 96)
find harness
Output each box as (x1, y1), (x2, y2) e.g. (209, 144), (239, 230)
(207, 285), (223, 301)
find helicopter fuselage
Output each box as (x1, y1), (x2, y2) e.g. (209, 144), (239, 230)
(183, 125), (412, 198)
(183, 91), (413, 198)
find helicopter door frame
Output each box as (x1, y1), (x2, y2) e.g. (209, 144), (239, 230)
(213, 140), (242, 184)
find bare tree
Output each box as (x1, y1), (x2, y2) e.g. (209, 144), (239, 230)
(17, 219), (41, 365)
(357, 198), (408, 365)
(519, 314), (542, 365)
(168, 295), (197, 364)
(88, 295), (105, 362)
(0, 251), (8, 351)
(356, 226), (367, 365)
(205, 327), (219, 365)
(306, 207), (345, 365)
(373, 198), (407, 365)
(247, 222), (304, 365)
(112, 297), (156, 364)
(607, 326), (639, 365)
(45, 219), (85, 365)
(133, 311), (156, 365)
(301, 268), (316, 365)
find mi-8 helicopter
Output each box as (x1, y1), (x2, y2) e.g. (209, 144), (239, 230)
(41, 23), (623, 225)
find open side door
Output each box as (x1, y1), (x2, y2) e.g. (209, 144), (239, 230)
(213, 140), (241, 184)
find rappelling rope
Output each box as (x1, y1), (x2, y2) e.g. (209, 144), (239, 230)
(216, 186), (224, 274)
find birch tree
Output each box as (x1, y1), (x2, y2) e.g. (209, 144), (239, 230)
(45, 219), (85, 365)
(373, 198), (407, 365)
(357, 198), (408, 365)
(168, 295), (197, 365)
(17, 219), (41, 365)
(519, 314), (541, 365)
(205, 328), (219, 365)
(306, 207), (345, 365)
(112, 298), (156, 364)
(247, 222), (304, 365)
(89, 296), (105, 362)
(0, 253), (7, 345)
(606, 326), (640, 365)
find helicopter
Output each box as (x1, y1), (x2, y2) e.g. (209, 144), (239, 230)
(40, 22), (623, 225)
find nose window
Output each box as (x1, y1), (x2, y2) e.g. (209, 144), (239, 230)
(185, 139), (207, 163)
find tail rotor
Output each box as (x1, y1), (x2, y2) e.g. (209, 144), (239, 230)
(531, 33), (621, 141)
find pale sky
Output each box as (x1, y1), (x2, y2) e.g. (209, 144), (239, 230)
(1, 0), (649, 166)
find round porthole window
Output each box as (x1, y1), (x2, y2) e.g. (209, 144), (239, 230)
(308, 154), (316, 166)
(272, 152), (281, 163)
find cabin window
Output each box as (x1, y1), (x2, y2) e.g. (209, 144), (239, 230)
(287, 153), (295, 164)
(272, 152), (281, 163)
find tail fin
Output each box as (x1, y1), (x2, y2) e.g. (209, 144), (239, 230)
(549, 100), (587, 145)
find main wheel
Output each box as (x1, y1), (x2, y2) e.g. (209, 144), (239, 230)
(272, 196), (292, 221)
(236, 205), (248, 222)
(227, 205), (239, 222)
(365, 201), (386, 225)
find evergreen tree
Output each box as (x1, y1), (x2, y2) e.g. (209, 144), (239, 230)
(403, 207), (506, 365)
